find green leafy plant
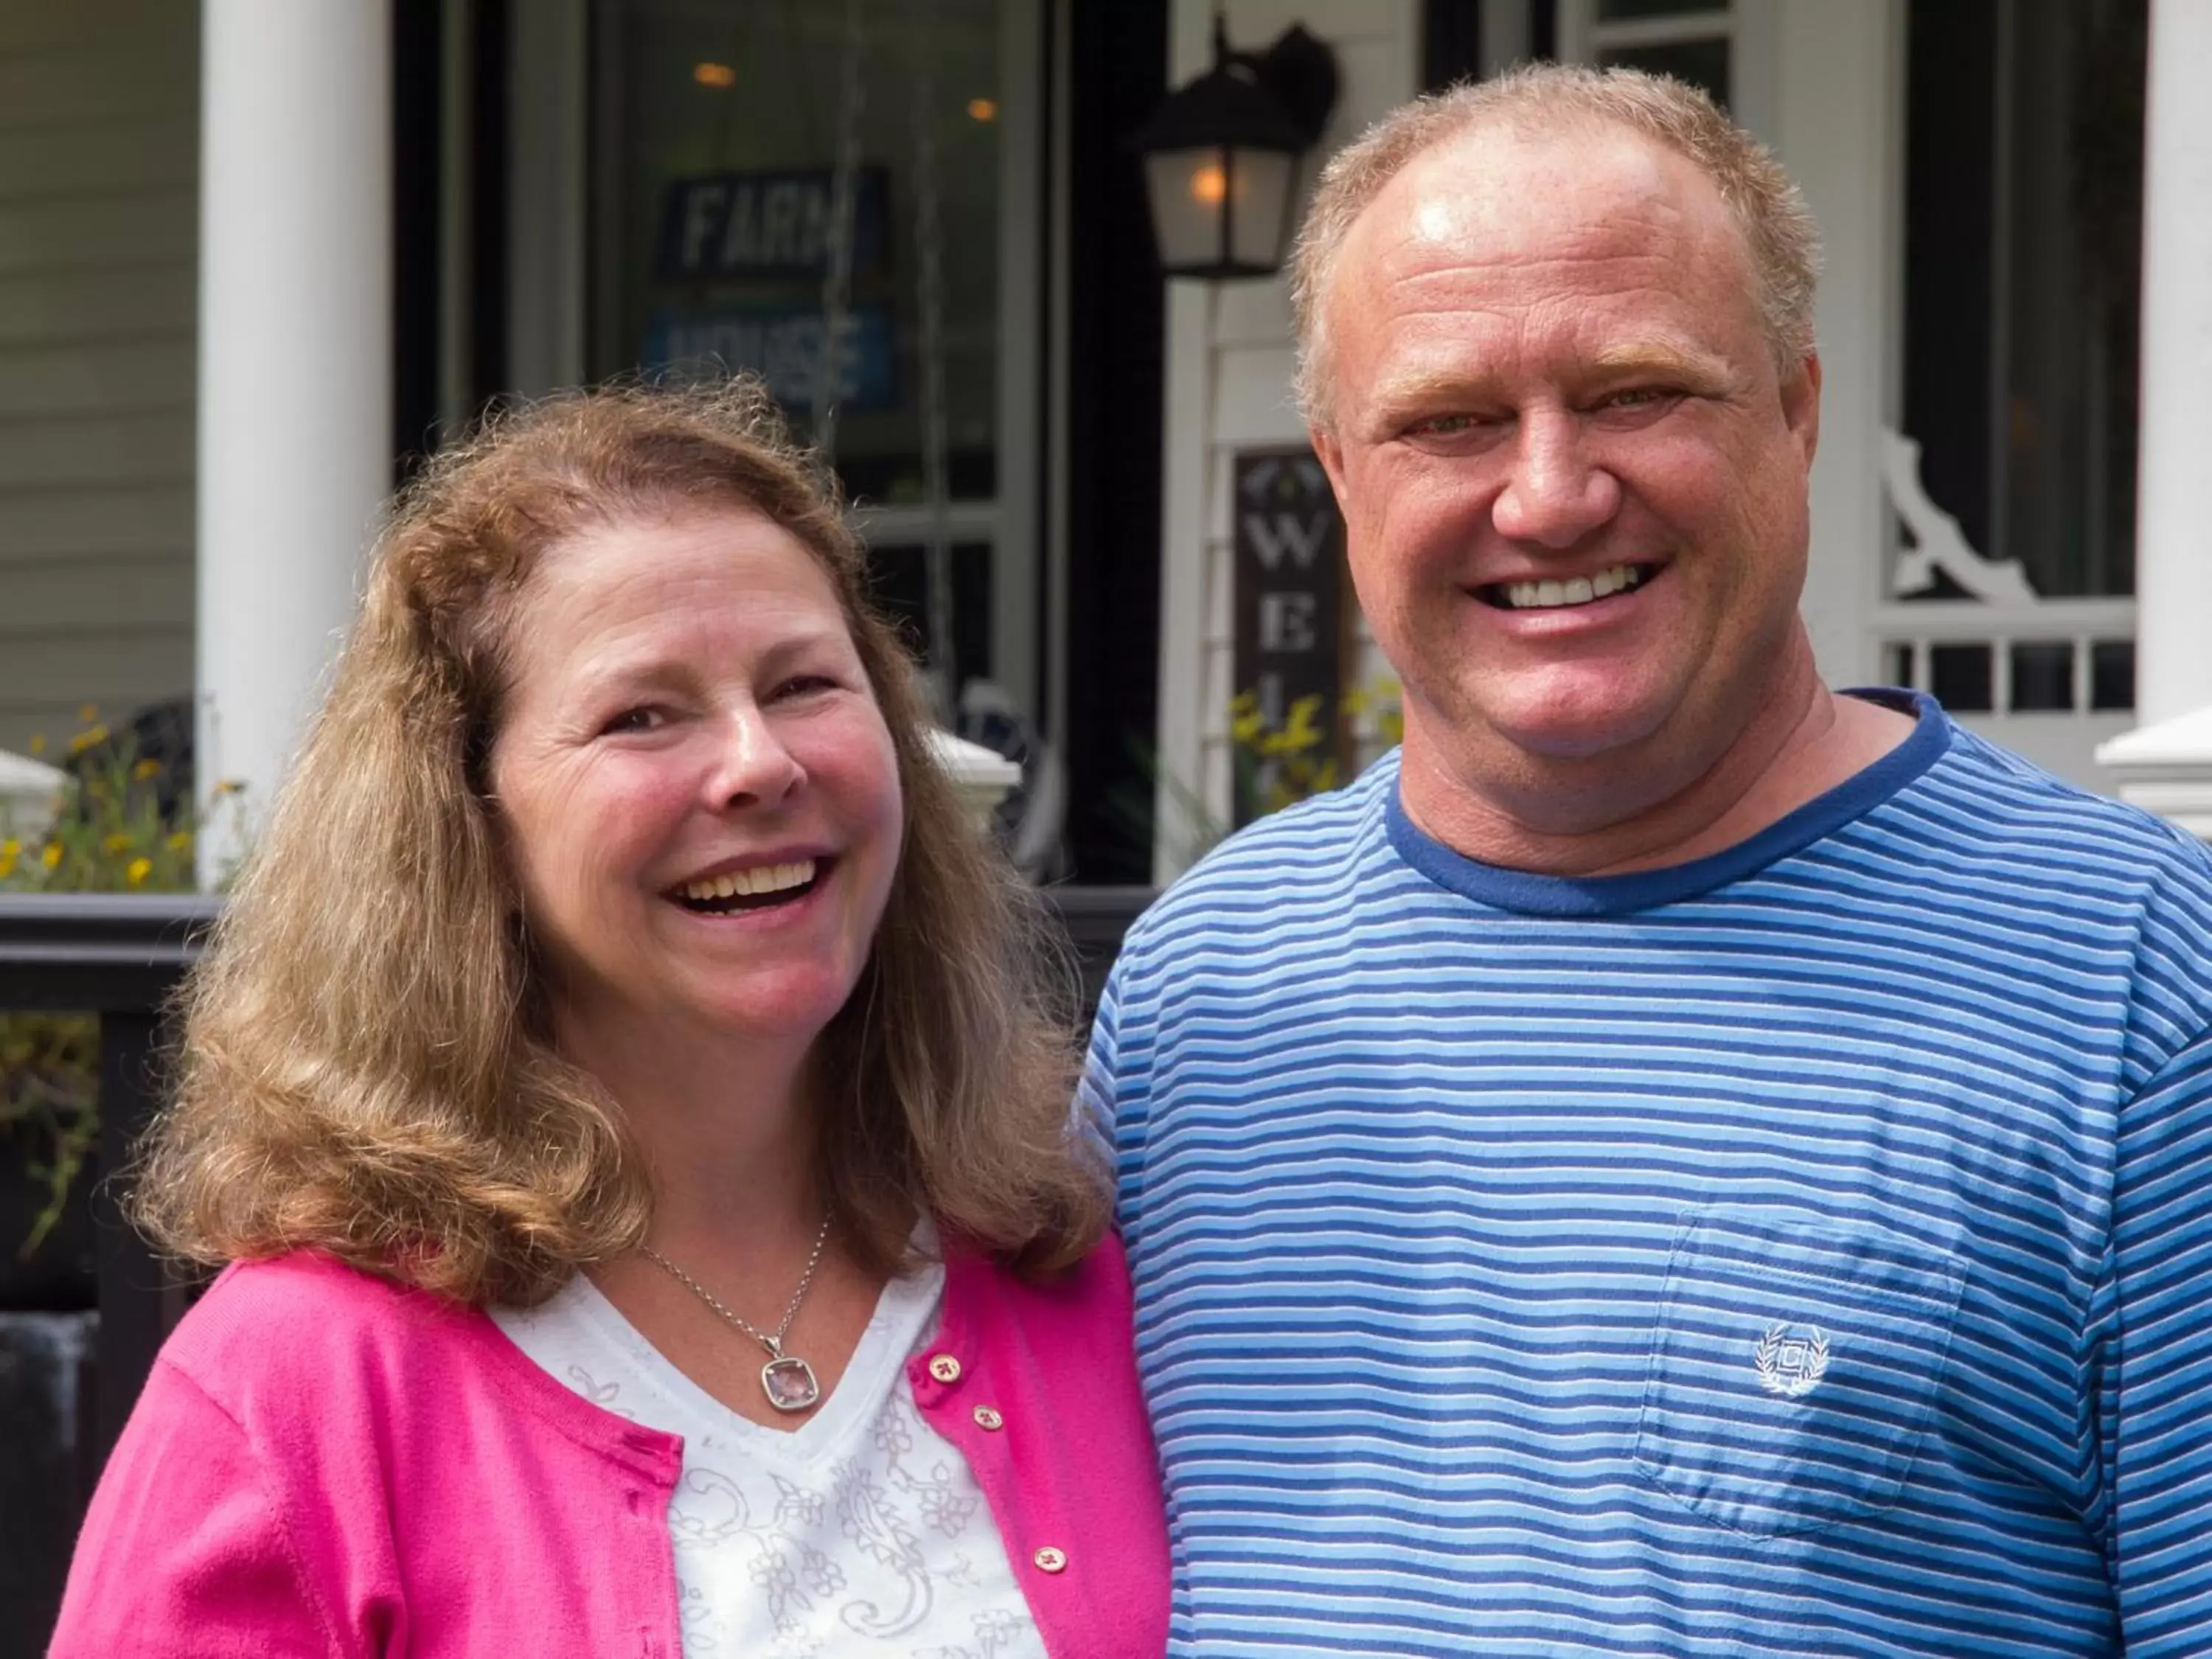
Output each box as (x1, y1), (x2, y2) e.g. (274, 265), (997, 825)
(1229, 677), (1404, 818)
(1, 709), (226, 1259)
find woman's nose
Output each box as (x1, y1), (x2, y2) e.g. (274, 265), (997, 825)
(1491, 408), (1622, 549)
(705, 706), (803, 810)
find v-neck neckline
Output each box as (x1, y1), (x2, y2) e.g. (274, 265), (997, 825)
(560, 1257), (945, 1464)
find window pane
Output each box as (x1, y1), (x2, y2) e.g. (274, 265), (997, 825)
(1598, 37), (1731, 109)
(599, 0), (1003, 503)
(1930, 643), (1994, 712)
(2090, 640), (2135, 712)
(1902, 0), (2144, 597)
(2008, 641), (2074, 712)
(866, 542), (995, 679)
(1599, 0), (1725, 18)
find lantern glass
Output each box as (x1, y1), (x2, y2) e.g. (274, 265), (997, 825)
(1227, 147), (1296, 271)
(1142, 145), (1298, 276)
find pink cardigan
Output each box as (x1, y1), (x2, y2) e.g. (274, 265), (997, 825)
(52, 1238), (1168, 1658)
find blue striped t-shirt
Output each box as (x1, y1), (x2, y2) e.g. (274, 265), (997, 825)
(1085, 697), (2212, 1656)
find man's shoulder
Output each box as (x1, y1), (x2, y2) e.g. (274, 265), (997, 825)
(1909, 723), (2212, 894)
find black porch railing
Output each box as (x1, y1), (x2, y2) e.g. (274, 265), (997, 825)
(0, 880), (1150, 1492)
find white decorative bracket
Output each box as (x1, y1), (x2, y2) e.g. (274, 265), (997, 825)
(1882, 428), (2040, 604)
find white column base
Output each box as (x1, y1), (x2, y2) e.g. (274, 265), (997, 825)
(0, 749), (68, 843)
(925, 730), (1024, 833)
(2094, 706), (2212, 840)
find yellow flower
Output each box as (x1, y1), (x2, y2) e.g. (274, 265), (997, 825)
(77, 703), (99, 724)
(212, 778), (245, 798)
(103, 832), (133, 855)
(133, 758), (161, 780)
(0, 851), (15, 882)
(67, 723), (110, 755)
(126, 857), (153, 888)
(166, 830), (192, 853)
(26, 734), (44, 755)
(41, 844), (61, 870)
(1, 839), (16, 860)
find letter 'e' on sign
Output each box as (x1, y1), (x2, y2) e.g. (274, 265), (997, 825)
(1231, 448), (1352, 826)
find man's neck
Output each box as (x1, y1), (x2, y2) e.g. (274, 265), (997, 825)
(1397, 650), (1918, 878)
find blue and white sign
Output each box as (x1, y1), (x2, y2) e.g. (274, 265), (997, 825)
(656, 168), (890, 282)
(640, 305), (898, 412)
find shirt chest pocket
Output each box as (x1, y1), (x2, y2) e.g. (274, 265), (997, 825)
(1632, 1206), (1966, 1540)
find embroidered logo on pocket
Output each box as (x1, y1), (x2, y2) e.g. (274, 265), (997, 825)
(1753, 1323), (1830, 1399)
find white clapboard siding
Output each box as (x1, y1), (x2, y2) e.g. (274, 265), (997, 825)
(1155, 0), (1418, 879)
(0, 0), (197, 759)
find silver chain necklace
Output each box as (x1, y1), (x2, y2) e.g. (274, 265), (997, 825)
(641, 1211), (833, 1413)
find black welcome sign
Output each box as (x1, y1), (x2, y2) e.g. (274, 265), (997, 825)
(1231, 448), (1352, 825)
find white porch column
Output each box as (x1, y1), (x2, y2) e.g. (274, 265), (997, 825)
(195, 0), (392, 882)
(2096, 0), (2212, 834)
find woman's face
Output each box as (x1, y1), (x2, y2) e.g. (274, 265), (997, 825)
(488, 505), (902, 1056)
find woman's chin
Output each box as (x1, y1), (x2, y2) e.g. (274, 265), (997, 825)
(673, 970), (865, 1047)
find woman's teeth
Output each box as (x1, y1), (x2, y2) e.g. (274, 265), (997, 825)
(678, 859), (816, 904)
(1497, 563), (1647, 611)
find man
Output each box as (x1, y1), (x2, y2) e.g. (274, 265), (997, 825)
(1084, 64), (2212, 1656)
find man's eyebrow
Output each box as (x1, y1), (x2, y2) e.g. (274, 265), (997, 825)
(1359, 366), (1506, 428)
(1585, 340), (1735, 383)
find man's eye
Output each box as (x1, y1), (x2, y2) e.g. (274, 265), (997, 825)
(1604, 387), (1673, 409)
(1411, 414), (1478, 437)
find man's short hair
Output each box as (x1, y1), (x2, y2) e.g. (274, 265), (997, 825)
(1290, 63), (1823, 429)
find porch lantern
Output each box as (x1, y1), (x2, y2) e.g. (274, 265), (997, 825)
(1130, 19), (1338, 280)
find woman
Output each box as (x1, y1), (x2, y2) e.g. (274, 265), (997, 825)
(52, 381), (1167, 1658)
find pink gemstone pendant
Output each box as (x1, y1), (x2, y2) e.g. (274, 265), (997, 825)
(761, 1354), (821, 1413)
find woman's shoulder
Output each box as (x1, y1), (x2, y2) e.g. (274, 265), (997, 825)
(159, 1252), (496, 1413)
(941, 1231), (1133, 1345)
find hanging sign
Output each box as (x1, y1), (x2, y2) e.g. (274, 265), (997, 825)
(1231, 448), (1352, 825)
(640, 305), (897, 411)
(656, 167), (891, 282)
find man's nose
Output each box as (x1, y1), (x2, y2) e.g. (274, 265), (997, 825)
(705, 706), (803, 809)
(1491, 408), (1621, 549)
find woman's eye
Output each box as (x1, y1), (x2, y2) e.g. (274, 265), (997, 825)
(773, 673), (840, 700)
(602, 706), (665, 734)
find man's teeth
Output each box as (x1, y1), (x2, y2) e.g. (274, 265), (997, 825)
(1500, 563), (1645, 610)
(678, 859), (816, 902)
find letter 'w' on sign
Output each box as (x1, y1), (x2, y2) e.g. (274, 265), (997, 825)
(1242, 509), (1332, 571)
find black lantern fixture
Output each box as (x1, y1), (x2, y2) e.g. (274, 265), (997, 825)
(1129, 18), (1340, 280)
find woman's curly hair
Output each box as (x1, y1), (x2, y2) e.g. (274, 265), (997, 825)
(132, 378), (1108, 1304)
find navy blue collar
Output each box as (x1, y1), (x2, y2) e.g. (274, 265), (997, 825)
(1385, 689), (1950, 917)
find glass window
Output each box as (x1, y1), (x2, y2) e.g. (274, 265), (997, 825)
(1598, 0), (1727, 21)
(1902, 0), (2144, 599)
(1598, 37), (1731, 108)
(594, 0), (1004, 505)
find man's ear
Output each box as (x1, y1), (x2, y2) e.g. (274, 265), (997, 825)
(1310, 423), (1348, 505)
(1783, 350), (1821, 467)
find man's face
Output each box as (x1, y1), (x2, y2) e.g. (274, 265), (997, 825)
(1311, 122), (1820, 813)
